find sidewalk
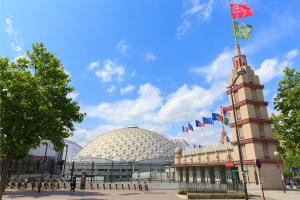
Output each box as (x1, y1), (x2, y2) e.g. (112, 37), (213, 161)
(3, 188), (300, 200)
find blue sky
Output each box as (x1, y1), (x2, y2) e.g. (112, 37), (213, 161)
(1, 0), (300, 147)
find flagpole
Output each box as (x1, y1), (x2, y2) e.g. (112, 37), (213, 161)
(228, 0), (238, 46)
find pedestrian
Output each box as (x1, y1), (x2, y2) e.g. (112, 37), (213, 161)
(144, 180), (148, 191)
(70, 177), (76, 192)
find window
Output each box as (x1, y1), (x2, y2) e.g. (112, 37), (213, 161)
(251, 88), (257, 100)
(236, 107), (242, 120)
(263, 143), (269, 159)
(234, 91), (239, 103)
(238, 126), (244, 139)
(258, 124), (265, 138)
(241, 145), (246, 159)
(255, 105), (261, 118)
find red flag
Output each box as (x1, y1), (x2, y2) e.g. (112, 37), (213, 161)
(185, 127), (189, 133)
(230, 4), (253, 19)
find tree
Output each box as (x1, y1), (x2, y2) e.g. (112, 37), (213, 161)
(0, 43), (85, 195)
(271, 67), (300, 174)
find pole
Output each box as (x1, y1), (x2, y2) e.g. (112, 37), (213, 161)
(91, 161), (94, 183)
(229, 78), (249, 200)
(62, 144), (68, 177)
(257, 168), (266, 200)
(228, 0), (238, 46)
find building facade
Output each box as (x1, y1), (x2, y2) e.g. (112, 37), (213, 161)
(174, 45), (282, 189)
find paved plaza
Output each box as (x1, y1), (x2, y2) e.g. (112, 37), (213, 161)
(2, 188), (300, 200)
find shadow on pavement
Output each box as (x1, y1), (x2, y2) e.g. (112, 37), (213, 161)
(4, 190), (107, 199)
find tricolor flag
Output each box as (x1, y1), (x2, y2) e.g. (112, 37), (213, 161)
(220, 106), (228, 117)
(188, 123), (194, 131)
(223, 117), (229, 125)
(212, 113), (224, 122)
(230, 4), (253, 19)
(203, 117), (213, 125)
(195, 120), (201, 127)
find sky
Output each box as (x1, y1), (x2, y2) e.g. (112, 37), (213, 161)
(1, 0), (300, 147)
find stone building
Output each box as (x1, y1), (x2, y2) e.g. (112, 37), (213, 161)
(174, 45), (282, 189)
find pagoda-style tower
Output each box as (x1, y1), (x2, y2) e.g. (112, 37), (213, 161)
(227, 45), (282, 189)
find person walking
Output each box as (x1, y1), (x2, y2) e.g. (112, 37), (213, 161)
(70, 177), (76, 192)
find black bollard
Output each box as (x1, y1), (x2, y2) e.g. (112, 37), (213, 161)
(103, 184), (105, 190)
(31, 183), (34, 190)
(122, 184), (124, 190)
(90, 183), (93, 190)
(115, 184), (118, 190)
(64, 183), (66, 189)
(128, 184), (130, 190)
(134, 184), (136, 190)
(109, 183), (111, 190)
(97, 183), (99, 190)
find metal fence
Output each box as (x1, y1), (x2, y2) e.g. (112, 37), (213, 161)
(64, 160), (176, 183)
(179, 182), (243, 192)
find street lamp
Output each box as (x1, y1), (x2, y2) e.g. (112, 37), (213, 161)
(274, 151), (286, 193)
(42, 142), (49, 171)
(227, 67), (249, 200)
(62, 144), (69, 177)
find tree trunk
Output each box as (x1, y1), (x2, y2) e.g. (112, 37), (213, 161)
(0, 158), (10, 200)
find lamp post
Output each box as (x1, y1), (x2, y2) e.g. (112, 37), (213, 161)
(42, 142), (49, 172)
(227, 67), (249, 200)
(62, 144), (69, 177)
(274, 151), (286, 193)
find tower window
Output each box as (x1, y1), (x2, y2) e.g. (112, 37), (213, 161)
(251, 88), (257, 100)
(255, 105), (261, 118)
(263, 143), (269, 159)
(238, 126), (244, 139)
(234, 91), (239, 103)
(258, 124), (265, 138)
(236, 107), (242, 120)
(241, 144), (246, 159)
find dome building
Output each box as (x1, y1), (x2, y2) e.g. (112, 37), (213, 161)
(75, 127), (175, 162)
(66, 127), (176, 182)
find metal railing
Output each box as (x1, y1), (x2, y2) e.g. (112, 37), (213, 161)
(179, 182), (243, 192)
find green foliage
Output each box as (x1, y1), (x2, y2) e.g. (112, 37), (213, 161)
(0, 43), (85, 159)
(271, 67), (300, 173)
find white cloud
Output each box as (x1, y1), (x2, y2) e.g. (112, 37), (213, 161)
(177, 0), (214, 38)
(67, 91), (79, 100)
(88, 60), (100, 70)
(144, 52), (156, 62)
(5, 18), (16, 35)
(255, 49), (299, 84)
(95, 59), (125, 82)
(107, 85), (116, 93)
(191, 47), (233, 83)
(116, 40), (128, 54)
(5, 18), (25, 56)
(155, 82), (225, 124)
(84, 83), (162, 124)
(120, 84), (136, 95)
(10, 42), (23, 52)
(285, 49), (299, 60)
(70, 124), (122, 147)
(84, 81), (225, 126)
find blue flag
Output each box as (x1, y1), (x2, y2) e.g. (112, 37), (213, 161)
(182, 126), (185, 132)
(188, 123), (194, 131)
(195, 120), (201, 127)
(203, 117), (213, 125)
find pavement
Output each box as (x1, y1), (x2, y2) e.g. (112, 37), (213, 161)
(2, 188), (300, 200)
